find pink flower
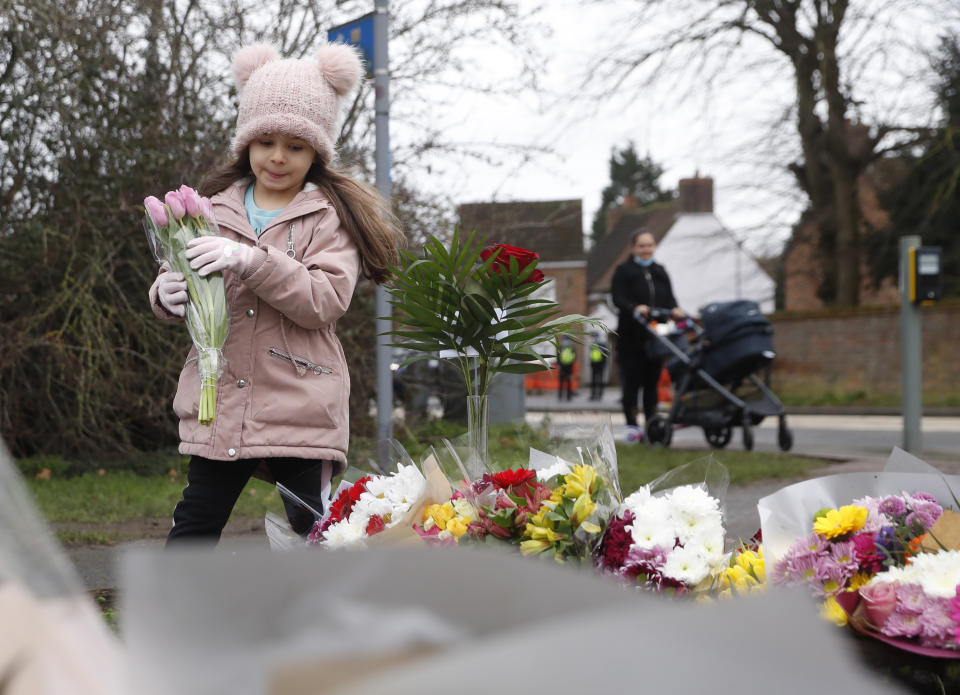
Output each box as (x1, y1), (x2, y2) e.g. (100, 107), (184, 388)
(860, 581), (897, 628)
(144, 196), (168, 227)
(164, 191), (186, 220)
(200, 196), (214, 220)
(178, 185), (202, 216)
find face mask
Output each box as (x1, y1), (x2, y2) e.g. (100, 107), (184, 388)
(633, 256), (654, 267)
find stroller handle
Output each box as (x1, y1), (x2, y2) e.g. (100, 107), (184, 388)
(637, 307), (702, 336)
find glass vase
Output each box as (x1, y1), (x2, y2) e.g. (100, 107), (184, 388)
(465, 394), (489, 478)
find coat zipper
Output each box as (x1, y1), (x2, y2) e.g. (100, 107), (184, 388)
(268, 347), (332, 375)
(286, 223), (296, 258)
(643, 268), (656, 307)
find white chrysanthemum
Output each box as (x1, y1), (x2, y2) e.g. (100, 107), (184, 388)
(623, 493), (670, 524)
(321, 518), (367, 549)
(536, 457), (572, 482)
(672, 506), (723, 543)
(620, 486), (652, 515)
(351, 493), (395, 522)
(662, 545), (712, 585)
(872, 550), (960, 599)
(666, 485), (721, 519)
(628, 510), (677, 550)
(680, 524), (726, 565)
(363, 464), (425, 507)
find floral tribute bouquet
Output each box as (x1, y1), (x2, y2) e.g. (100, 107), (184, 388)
(758, 449), (960, 658)
(307, 455), (452, 550)
(412, 468), (553, 547)
(143, 186), (228, 425)
(595, 484), (726, 593)
(769, 492), (944, 625)
(595, 456), (728, 594)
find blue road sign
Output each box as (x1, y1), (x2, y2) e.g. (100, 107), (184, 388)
(328, 12), (375, 77)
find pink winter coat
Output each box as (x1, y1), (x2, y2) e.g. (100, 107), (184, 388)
(149, 179), (360, 476)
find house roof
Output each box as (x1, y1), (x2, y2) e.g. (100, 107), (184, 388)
(456, 199), (584, 262)
(586, 200), (679, 293)
(655, 213), (776, 314)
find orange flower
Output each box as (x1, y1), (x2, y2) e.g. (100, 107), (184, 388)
(904, 534), (927, 564)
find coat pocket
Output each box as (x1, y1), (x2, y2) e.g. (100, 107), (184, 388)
(251, 348), (341, 429)
(172, 354), (201, 419)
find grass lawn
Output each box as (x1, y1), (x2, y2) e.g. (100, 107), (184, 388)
(22, 421), (823, 546)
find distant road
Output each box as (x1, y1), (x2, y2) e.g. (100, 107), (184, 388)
(525, 411), (960, 462)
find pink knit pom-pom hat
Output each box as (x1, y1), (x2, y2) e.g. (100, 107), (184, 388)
(230, 42), (364, 165)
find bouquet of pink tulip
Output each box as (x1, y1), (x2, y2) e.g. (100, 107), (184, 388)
(143, 185), (229, 425)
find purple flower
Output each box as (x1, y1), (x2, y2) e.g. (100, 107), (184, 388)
(874, 525), (905, 560)
(882, 609), (924, 639)
(624, 544), (669, 570)
(896, 583), (928, 614)
(919, 596), (955, 644)
(879, 496), (907, 518)
(910, 492), (939, 504)
(827, 539), (860, 573)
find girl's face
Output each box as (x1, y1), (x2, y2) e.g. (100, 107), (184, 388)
(248, 133), (316, 206)
(632, 233), (656, 261)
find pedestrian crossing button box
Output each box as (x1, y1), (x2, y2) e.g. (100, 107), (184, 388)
(909, 246), (942, 304)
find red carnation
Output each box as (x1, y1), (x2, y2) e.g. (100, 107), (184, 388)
(490, 468), (537, 489)
(365, 514), (386, 535)
(480, 244), (545, 284)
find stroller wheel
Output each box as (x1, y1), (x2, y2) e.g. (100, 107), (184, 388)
(645, 415), (673, 447)
(778, 425), (794, 452)
(704, 426), (732, 449)
(742, 423), (754, 451)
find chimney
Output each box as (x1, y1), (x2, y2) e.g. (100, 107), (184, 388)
(678, 176), (714, 213)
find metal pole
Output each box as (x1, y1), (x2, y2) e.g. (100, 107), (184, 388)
(374, 0), (392, 467)
(899, 235), (922, 454)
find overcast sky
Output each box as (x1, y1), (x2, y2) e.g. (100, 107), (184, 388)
(397, 0), (945, 258)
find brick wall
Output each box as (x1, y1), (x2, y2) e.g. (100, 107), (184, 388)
(543, 264), (588, 365)
(768, 301), (960, 406)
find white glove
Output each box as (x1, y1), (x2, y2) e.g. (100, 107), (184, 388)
(185, 236), (253, 277)
(157, 267), (188, 317)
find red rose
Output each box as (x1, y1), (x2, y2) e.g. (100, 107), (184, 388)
(365, 514), (386, 535)
(480, 244), (545, 284)
(490, 468), (537, 489)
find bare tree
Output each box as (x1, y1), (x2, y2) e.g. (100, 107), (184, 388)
(585, 0), (954, 305)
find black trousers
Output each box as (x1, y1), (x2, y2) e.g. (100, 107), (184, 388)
(558, 364), (574, 400)
(618, 345), (662, 427)
(590, 363), (605, 400)
(166, 456), (328, 546)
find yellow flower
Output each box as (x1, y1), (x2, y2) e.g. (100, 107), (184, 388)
(446, 518), (469, 538)
(562, 465), (598, 498)
(520, 539), (552, 556)
(423, 502), (455, 531)
(571, 493), (596, 525)
(452, 497), (476, 520)
(580, 521), (602, 534)
(820, 596), (848, 626)
(848, 571), (873, 590)
(812, 505), (868, 539)
(525, 522), (561, 543)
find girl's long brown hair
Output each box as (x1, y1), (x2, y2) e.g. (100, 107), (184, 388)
(199, 152), (405, 284)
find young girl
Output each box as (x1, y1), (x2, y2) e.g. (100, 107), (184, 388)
(149, 43), (404, 545)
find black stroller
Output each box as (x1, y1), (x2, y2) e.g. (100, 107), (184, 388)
(640, 300), (793, 451)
